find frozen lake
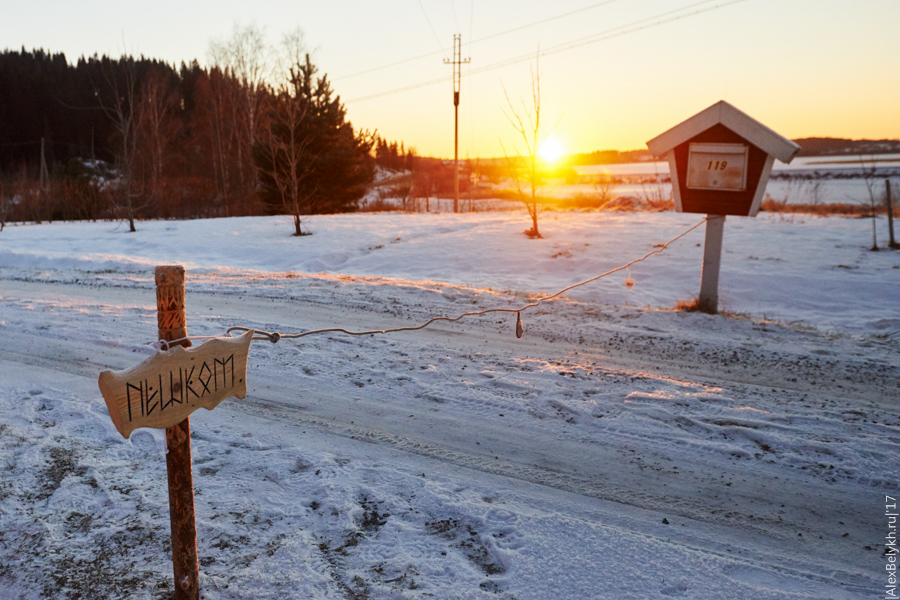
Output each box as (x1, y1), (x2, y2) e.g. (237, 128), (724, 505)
(573, 154), (900, 177)
(566, 155), (900, 205)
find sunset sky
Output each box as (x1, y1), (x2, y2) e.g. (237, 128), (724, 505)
(4, 0), (898, 158)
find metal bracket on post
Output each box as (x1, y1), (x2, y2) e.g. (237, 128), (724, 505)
(155, 265), (200, 600)
(698, 215), (726, 314)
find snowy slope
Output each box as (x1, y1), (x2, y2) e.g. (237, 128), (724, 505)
(0, 210), (898, 599)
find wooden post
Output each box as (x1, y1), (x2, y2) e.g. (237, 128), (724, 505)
(698, 215), (726, 314)
(886, 180), (897, 249)
(155, 266), (200, 600)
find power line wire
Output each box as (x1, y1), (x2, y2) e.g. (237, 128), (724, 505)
(473, 0), (624, 47)
(468, 0), (733, 77)
(347, 0), (747, 103)
(418, 0), (450, 59)
(537, 0), (741, 57)
(336, 0), (622, 82)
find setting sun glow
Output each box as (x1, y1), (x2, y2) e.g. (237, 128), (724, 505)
(538, 137), (565, 164)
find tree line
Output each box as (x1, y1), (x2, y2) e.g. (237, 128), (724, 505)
(0, 34), (410, 233)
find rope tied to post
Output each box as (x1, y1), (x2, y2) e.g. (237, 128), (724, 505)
(207, 218), (707, 345)
(144, 218), (706, 352)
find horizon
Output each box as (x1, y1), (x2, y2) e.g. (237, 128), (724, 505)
(2, 1), (899, 158)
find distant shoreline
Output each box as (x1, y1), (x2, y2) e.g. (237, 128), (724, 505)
(439, 144), (900, 166)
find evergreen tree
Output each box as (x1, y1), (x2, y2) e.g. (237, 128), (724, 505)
(254, 54), (374, 231)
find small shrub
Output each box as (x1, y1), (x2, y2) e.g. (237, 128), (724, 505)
(675, 297), (703, 312)
(555, 193), (610, 210)
(674, 297), (719, 315)
(759, 197), (874, 216)
(359, 198), (400, 212)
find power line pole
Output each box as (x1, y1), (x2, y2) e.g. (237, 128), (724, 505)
(444, 34), (469, 213)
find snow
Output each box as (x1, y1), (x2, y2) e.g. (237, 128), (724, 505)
(0, 209), (898, 599)
(2, 211), (896, 333)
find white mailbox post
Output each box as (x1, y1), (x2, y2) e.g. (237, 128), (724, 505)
(647, 101), (800, 313)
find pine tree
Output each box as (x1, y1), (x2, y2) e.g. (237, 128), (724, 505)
(254, 54), (374, 232)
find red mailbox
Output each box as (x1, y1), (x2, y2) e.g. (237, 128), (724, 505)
(646, 101), (800, 217)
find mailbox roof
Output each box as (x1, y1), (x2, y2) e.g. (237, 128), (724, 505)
(646, 100), (801, 163)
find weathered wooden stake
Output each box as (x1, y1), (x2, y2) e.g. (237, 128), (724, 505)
(886, 180), (897, 249)
(698, 215), (726, 314)
(155, 265), (200, 600)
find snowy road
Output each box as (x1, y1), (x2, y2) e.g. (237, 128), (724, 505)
(2, 260), (896, 598)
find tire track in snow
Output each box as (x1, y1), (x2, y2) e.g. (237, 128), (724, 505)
(1, 277), (889, 596)
(229, 391), (874, 596)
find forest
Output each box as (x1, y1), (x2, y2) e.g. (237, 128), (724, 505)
(0, 45), (426, 232)
(4, 45), (893, 234)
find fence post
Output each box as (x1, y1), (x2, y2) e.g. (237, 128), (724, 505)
(886, 180), (897, 249)
(155, 265), (200, 600)
(698, 215), (726, 314)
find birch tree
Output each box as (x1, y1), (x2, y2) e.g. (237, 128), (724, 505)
(501, 55), (555, 239)
(254, 53), (374, 234)
(99, 56), (141, 232)
(209, 23), (270, 213)
(135, 68), (180, 212)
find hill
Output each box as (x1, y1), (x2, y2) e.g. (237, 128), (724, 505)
(792, 137), (900, 156)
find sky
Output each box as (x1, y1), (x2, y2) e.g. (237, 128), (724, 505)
(4, 0), (899, 158)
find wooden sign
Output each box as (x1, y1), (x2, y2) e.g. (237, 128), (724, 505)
(99, 331), (253, 439)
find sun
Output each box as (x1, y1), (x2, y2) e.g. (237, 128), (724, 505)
(538, 137), (565, 164)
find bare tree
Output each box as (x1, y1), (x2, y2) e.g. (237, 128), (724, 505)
(209, 23), (271, 212)
(255, 32), (318, 236)
(393, 182), (414, 211)
(0, 173), (10, 231)
(274, 28), (306, 86)
(637, 164), (674, 211)
(98, 56), (142, 232)
(260, 81), (316, 235)
(135, 68), (180, 212)
(11, 165), (39, 225)
(501, 54), (556, 238)
(412, 169), (434, 213)
(588, 174), (614, 208)
(206, 66), (237, 211)
(860, 155), (880, 251)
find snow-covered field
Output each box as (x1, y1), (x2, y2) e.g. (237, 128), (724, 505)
(1, 210), (898, 599)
